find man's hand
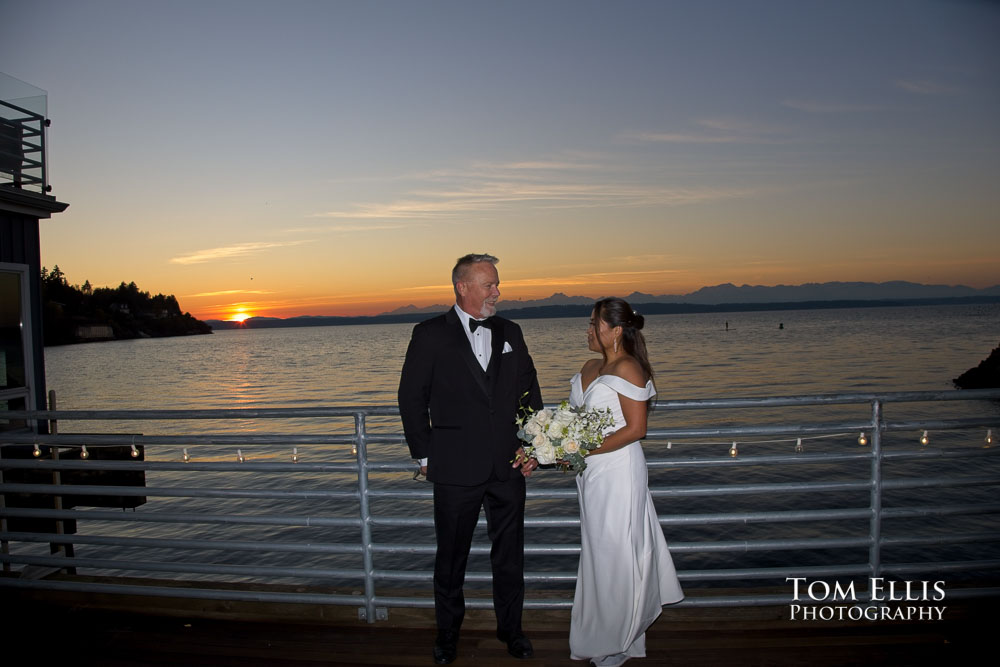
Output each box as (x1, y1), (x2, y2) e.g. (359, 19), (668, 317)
(512, 447), (539, 477)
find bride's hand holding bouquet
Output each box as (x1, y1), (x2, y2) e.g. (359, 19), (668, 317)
(515, 401), (614, 474)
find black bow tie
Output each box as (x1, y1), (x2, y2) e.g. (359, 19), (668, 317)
(469, 317), (494, 333)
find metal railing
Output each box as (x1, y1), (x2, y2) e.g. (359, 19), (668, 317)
(2, 389), (999, 622)
(0, 98), (47, 193)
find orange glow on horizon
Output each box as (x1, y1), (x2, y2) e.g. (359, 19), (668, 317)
(191, 277), (707, 320)
(184, 263), (1000, 322)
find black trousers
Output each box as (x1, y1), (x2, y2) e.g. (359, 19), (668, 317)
(432, 471), (526, 635)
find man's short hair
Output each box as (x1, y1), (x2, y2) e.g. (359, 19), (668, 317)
(452, 253), (499, 286)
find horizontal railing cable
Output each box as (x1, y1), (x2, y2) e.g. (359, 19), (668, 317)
(1, 388), (998, 620)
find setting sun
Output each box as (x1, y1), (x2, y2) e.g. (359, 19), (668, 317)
(229, 312), (251, 323)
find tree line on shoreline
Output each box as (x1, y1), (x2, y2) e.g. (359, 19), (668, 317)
(40, 266), (211, 345)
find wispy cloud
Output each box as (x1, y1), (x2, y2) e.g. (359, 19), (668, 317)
(781, 99), (879, 113)
(395, 283), (454, 293)
(558, 268), (685, 282)
(895, 78), (960, 95)
(314, 184), (752, 220)
(696, 117), (785, 134)
(313, 164), (753, 220)
(622, 131), (750, 144)
(285, 222), (419, 233)
(608, 253), (686, 265)
(395, 269), (686, 293)
(311, 145), (765, 223)
(170, 240), (312, 265)
(311, 201), (460, 219)
(189, 289), (275, 297)
(622, 116), (790, 145)
(201, 295), (344, 312)
(486, 160), (601, 171)
(203, 291), (446, 315)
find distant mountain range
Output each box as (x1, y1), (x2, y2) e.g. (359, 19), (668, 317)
(206, 280), (1000, 330)
(379, 281), (1000, 315)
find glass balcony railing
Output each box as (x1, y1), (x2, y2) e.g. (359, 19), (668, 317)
(0, 72), (49, 195)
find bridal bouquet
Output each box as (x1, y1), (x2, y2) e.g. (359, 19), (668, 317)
(516, 401), (615, 473)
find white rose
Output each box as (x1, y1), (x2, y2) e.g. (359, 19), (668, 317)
(563, 439), (580, 454)
(534, 409), (553, 425)
(552, 410), (575, 429)
(532, 433), (549, 448)
(546, 420), (565, 438)
(534, 441), (557, 465)
(524, 419), (542, 436)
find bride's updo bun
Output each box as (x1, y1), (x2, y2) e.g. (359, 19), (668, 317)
(593, 298), (655, 406)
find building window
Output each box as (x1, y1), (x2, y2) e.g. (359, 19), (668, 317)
(0, 262), (35, 430)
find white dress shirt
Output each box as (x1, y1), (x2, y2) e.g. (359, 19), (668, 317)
(453, 303), (492, 371)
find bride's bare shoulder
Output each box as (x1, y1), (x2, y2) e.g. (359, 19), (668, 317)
(580, 358), (602, 375)
(605, 356), (646, 386)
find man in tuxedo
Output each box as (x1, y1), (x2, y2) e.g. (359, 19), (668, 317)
(398, 253), (543, 664)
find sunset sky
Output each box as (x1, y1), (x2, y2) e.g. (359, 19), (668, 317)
(3, 0), (998, 320)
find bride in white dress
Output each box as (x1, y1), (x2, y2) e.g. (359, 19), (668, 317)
(568, 298), (683, 666)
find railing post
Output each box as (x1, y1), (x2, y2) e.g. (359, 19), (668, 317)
(0, 448), (8, 573)
(867, 398), (883, 596)
(354, 411), (380, 623)
(48, 390), (75, 571)
(41, 116), (48, 192)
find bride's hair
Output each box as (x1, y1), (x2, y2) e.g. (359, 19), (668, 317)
(594, 297), (655, 409)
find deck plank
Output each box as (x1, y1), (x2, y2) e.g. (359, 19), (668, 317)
(1, 589), (990, 666)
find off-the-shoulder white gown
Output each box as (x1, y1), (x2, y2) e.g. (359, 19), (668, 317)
(568, 373), (683, 663)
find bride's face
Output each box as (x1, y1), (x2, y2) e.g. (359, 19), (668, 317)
(587, 310), (616, 353)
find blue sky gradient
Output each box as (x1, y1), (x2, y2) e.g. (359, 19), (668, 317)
(2, 0), (997, 318)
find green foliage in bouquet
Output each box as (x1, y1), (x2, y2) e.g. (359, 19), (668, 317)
(516, 398), (615, 473)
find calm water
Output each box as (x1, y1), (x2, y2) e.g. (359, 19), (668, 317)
(44, 303), (1000, 445)
(36, 303), (1000, 586)
(46, 303), (1000, 410)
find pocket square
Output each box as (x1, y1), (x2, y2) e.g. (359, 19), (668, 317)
(502, 342), (513, 353)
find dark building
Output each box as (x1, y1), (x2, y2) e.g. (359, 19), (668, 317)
(1, 73), (69, 431)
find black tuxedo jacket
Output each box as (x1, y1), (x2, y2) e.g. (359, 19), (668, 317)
(398, 308), (543, 486)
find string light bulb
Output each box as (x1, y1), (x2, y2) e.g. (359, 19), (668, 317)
(32, 443), (41, 457)
(130, 444), (140, 458)
(292, 447), (299, 463)
(80, 445), (90, 459)
(729, 442), (738, 457)
(986, 429), (993, 446)
(919, 430), (929, 446)
(795, 438), (803, 453)
(352, 444), (358, 456)
(237, 449), (245, 463)
(183, 448), (190, 462)
(667, 441), (672, 450)
(858, 432), (868, 446)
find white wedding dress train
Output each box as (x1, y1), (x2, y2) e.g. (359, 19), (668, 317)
(568, 373), (683, 663)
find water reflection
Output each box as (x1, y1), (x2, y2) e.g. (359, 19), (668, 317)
(30, 304), (999, 586)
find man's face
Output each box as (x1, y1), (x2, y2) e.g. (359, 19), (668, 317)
(456, 262), (500, 318)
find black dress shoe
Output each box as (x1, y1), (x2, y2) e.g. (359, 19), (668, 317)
(497, 631), (533, 659)
(433, 630), (458, 664)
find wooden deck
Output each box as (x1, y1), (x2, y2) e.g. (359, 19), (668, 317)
(1, 583), (991, 666)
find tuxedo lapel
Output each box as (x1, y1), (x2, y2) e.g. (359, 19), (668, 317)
(445, 308), (490, 397)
